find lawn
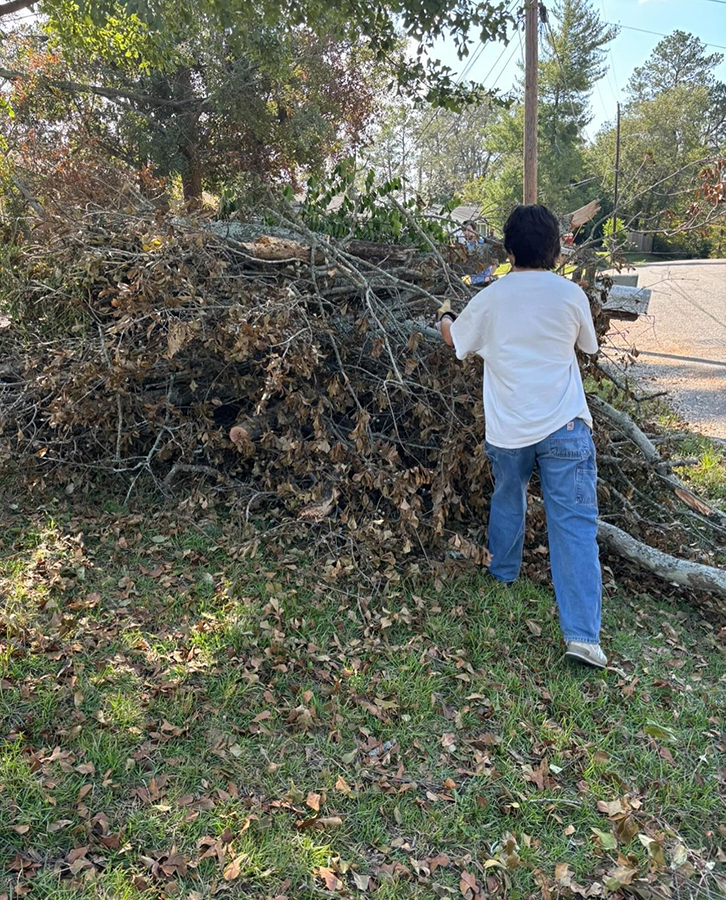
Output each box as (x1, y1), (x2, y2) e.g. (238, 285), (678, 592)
(1, 495), (724, 900)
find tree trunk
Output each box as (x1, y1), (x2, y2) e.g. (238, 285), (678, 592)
(174, 67), (203, 203)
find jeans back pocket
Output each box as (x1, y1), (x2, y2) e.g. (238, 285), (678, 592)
(576, 464), (598, 506)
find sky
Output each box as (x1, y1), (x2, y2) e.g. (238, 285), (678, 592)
(431, 0), (726, 139)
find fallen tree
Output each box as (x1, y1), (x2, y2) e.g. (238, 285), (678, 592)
(0, 203), (723, 613)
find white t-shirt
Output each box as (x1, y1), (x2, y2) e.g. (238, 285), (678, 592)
(450, 270), (599, 449)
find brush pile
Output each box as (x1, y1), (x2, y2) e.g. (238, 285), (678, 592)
(0, 206), (724, 611)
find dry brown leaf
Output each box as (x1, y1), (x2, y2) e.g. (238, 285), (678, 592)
(460, 870), (479, 899)
(223, 854), (248, 882)
(352, 872), (370, 891)
(306, 792), (322, 812)
(597, 799), (624, 817)
(316, 867), (344, 892)
(555, 863), (571, 884)
(316, 816), (344, 829)
(335, 774), (352, 795)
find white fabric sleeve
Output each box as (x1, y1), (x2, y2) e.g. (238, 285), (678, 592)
(449, 291), (489, 360)
(575, 289), (600, 354)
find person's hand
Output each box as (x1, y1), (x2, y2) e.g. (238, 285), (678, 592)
(436, 300), (457, 324)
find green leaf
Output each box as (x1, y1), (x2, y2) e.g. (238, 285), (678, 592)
(591, 827), (617, 850)
(644, 723), (677, 743)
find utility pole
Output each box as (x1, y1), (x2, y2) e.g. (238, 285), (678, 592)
(611, 101), (621, 261)
(523, 0), (539, 204)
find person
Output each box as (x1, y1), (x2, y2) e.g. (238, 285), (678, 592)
(459, 219), (485, 251)
(436, 204), (606, 669)
(458, 219), (495, 287)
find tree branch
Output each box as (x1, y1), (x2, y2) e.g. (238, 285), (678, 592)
(0, 65), (206, 110)
(0, 0), (37, 17)
(597, 521), (726, 601)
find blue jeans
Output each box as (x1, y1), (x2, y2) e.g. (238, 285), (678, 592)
(485, 419), (602, 643)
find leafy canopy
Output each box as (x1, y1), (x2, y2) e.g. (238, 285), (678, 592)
(51, 0), (516, 107)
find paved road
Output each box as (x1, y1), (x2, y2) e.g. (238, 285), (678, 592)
(605, 260), (726, 439)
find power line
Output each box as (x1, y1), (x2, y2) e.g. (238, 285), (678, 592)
(416, 41), (491, 142)
(606, 22), (726, 53)
(417, 0), (521, 144)
(599, 0), (621, 102)
(428, 37), (521, 151)
(490, 38), (521, 90)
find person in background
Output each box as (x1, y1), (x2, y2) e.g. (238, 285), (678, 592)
(458, 219), (495, 287)
(460, 219), (485, 251)
(436, 204), (606, 669)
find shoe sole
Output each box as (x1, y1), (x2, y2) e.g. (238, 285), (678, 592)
(565, 650), (607, 669)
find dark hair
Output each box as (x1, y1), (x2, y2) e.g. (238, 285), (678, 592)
(503, 204), (561, 269)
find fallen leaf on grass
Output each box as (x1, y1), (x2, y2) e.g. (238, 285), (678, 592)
(459, 870), (480, 899)
(429, 853), (451, 873)
(335, 774), (352, 795)
(555, 863), (571, 883)
(442, 732), (457, 751)
(644, 723), (676, 743)
(604, 861), (638, 891)
(658, 746), (675, 764)
(352, 872), (370, 891)
(638, 835), (665, 868)
(526, 620), (542, 637)
(591, 827), (617, 850)
(670, 844), (688, 869)
(315, 867), (344, 892)
(296, 815), (344, 831)
(597, 799), (624, 817)
(306, 792), (321, 812)
(67, 847), (89, 864)
(223, 854), (248, 881)
(613, 815), (639, 844)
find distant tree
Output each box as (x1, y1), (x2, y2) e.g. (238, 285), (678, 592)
(589, 30), (726, 249)
(627, 31), (723, 102)
(415, 102), (497, 203)
(361, 99), (496, 205)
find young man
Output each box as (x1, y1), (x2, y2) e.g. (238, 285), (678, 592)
(437, 204), (606, 669)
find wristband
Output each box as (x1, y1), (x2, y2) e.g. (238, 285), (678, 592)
(439, 311), (457, 323)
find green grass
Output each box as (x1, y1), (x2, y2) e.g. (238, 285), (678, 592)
(673, 439), (726, 506)
(596, 251), (666, 266)
(0, 500), (724, 899)
(584, 376), (726, 513)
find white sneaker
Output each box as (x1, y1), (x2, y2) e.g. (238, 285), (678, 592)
(565, 641), (608, 669)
